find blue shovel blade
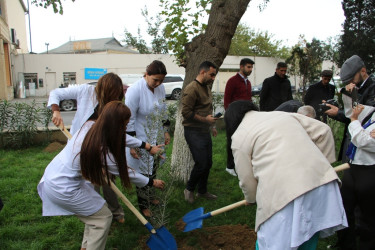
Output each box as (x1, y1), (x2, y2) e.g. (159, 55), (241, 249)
(146, 226), (177, 250)
(182, 207), (212, 232)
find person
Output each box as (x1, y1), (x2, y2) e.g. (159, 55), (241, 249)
(335, 104), (375, 250)
(259, 62), (293, 111)
(274, 99), (303, 113)
(297, 105), (316, 118)
(48, 72), (162, 223)
(304, 70), (335, 123)
(37, 101), (165, 250)
(125, 60), (170, 217)
(227, 100), (347, 249)
(181, 61), (218, 204)
(223, 58), (255, 110)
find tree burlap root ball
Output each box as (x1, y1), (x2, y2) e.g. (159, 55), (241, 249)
(43, 141), (66, 153)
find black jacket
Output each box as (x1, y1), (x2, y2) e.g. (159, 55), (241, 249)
(259, 73), (293, 111)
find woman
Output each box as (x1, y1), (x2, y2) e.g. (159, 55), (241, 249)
(38, 102), (165, 250)
(48, 73), (162, 222)
(125, 60), (170, 217)
(226, 100), (347, 249)
(337, 104), (375, 249)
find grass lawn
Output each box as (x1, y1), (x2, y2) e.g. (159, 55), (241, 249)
(0, 127), (342, 249)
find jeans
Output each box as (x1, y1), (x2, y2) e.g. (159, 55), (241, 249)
(184, 127), (212, 194)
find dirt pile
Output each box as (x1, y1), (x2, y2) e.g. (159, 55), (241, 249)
(43, 141), (65, 152)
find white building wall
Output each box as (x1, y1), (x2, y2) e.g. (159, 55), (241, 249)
(6, 0), (28, 53)
(13, 53), (308, 97)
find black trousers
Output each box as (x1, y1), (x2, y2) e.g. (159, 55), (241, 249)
(184, 127), (212, 194)
(337, 164), (375, 250)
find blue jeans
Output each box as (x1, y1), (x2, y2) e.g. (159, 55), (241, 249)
(184, 127), (212, 194)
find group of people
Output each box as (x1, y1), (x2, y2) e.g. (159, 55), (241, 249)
(37, 54), (375, 249)
(223, 55), (375, 249)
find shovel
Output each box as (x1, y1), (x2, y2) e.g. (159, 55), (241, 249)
(57, 124), (177, 250)
(182, 163), (350, 232)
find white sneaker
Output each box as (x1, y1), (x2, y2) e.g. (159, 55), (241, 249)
(226, 168), (237, 176)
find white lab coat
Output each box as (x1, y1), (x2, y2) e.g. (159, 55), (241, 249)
(37, 121), (149, 216)
(47, 83), (142, 147)
(125, 78), (167, 175)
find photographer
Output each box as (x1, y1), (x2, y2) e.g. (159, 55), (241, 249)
(304, 70), (335, 123)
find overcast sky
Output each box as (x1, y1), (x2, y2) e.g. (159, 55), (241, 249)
(26, 0), (345, 53)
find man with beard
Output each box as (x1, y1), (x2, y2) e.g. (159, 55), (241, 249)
(181, 61), (218, 204)
(224, 58), (255, 110)
(259, 62), (293, 111)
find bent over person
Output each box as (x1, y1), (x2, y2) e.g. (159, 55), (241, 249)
(227, 100), (347, 249)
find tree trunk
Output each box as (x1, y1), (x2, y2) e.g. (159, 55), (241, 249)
(171, 0), (251, 183)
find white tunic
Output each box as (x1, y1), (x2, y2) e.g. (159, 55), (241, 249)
(125, 78), (167, 175)
(47, 83), (142, 147)
(37, 121), (149, 216)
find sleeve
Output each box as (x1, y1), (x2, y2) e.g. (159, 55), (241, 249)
(181, 84), (197, 120)
(349, 120), (375, 152)
(47, 84), (83, 109)
(342, 94), (375, 120)
(259, 80), (269, 111)
(232, 147), (257, 203)
(106, 154), (149, 187)
(304, 87), (313, 105)
(224, 79), (234, 110)
(125, 85), (140, 134)
(292, 113), (336, 163)
(125, 134), (142, 148)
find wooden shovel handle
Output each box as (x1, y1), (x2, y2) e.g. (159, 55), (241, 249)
(334, 163), (350, 172)
(57, 123), (72, 140)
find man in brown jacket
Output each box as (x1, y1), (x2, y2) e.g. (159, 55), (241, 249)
(181, 61), (218, 204)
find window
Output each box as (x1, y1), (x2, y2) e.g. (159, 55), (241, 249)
(24, 73), (38, 89)
(63, 72), (76, 87)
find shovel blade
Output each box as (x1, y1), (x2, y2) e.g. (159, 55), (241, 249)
(146, 226), (177, 250)
(182, 207), (212, 232)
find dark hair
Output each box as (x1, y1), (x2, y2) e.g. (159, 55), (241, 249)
(274, 100), (303, 113)
(146, 60), (167, 76)
(277, 62), (287, 69)
(321, 70), (333, 77)
(240, 58), (255, 66)
(224, 100), (259, 140)
(95, 73), (124, 116)
(80, 101), (132, 189)
(199, 61), (218, 72)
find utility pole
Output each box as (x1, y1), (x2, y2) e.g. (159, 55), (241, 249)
(27, 0), (33, 53)
(45, 43), (49, 54)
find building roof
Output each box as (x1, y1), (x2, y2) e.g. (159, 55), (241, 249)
(45, 37), (139, 54)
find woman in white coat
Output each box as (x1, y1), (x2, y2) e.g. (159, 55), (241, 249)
(125, 60), (171, 217)
(48, 73), (163, 223)
(38, 101), (165, 250)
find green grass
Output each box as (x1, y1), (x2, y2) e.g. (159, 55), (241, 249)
(0, 125), (345, 249)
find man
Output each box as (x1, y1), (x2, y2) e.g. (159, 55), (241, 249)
(223, 58), (255, 110)
(223, 58), (254, 176)
(325, 55), (375, 249)
(227, 100), (347, 249)
(181, 61), (218, 204)
(304, 70), (335, 123)
(259, 62), (293, 111)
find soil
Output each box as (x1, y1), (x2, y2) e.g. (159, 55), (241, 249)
(141, 224), (257, 249)
(43, 141), (66, 153)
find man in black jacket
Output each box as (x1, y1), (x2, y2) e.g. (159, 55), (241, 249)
(259, 62), (293, 111)
(304, 70), (335, 123)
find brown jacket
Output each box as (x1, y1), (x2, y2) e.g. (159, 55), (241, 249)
(181, 80), (213, 131)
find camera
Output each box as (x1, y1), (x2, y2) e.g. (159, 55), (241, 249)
(214, 112), (222, 118)
(318, 99), (338, 113)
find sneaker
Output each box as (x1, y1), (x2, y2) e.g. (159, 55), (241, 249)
(184, 189), (194, 204)
(196, 192), (217, 200)
(226, 168), (237, 176)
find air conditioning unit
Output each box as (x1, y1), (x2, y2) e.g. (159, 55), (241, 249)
(15, 39), (20, 49)
(11, 28), (17, 45)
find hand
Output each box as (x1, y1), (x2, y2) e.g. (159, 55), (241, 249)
(153, 179), (165, 189)
(324, 104), (339, 116)
(130, 148), (140, 159)
(205, 114), (217, 125)
(149, 144), (166, 159)
(370, 129), (375, 139)
(52, 111), (63, 127)
(211, 127), (217, 137)
(351, 104), (364, 121)
(345, 83), (356, 92)
(164, 132), (171, 145)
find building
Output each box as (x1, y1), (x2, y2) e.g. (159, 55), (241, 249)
(0, 0), (28, 100)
